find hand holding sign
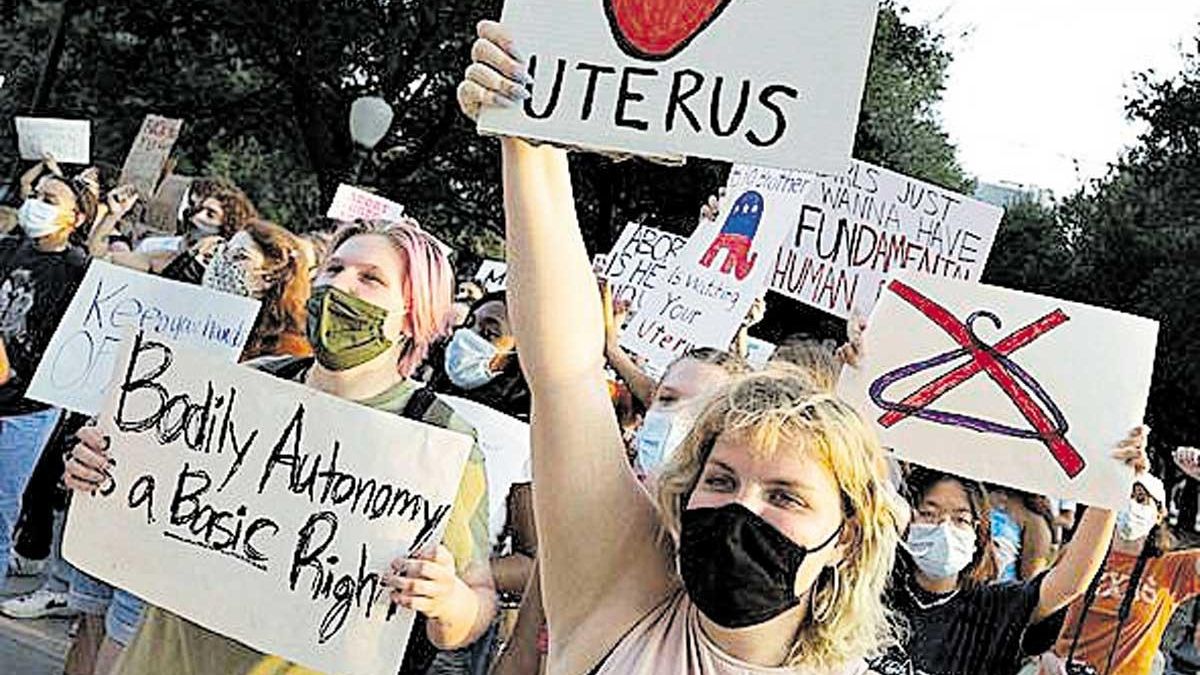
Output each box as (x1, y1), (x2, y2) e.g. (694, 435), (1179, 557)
(1175, 446), (1200, 482)
(457, 21), (532, 120)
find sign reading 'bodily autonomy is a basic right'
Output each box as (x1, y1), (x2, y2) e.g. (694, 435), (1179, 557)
(27, 261), (260, 416)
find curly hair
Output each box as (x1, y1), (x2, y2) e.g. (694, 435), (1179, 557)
(240, 221), (311, 360)
(655, 364), (904, 671)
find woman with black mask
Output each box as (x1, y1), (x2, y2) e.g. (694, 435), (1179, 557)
(458, 22), (906, 674)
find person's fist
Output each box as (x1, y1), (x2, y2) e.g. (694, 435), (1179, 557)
(384, 546), (470, 622)
(457, 21), (531, 121)
(64, 425), (115, 495)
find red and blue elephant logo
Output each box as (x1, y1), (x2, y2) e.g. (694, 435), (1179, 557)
(700, 190), (763, 281)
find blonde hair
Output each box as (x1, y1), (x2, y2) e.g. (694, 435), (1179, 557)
(656, 364), (903, 671)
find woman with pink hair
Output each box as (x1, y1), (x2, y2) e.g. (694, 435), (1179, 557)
(63, 219), (496, 675)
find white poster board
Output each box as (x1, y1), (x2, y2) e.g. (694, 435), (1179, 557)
(836, 274), (1158, 509)
(26, 261), (260, 416)
(63, 334), (472, 675)
(15, 117), (91, 164)
(769, 160), (1003, 319)
(600, 222), (687, 314)
(327, 184), (406, 223)
(119, 115), (184, 200)
(475, 261), (509, 293)
(478, 0), (879, 173)
(441, 396), (531, 546)
(745, 337), (777, 370)
(620, 164), (807, 372)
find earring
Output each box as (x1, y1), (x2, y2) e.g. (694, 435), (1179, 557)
(811, 565), (841, 624)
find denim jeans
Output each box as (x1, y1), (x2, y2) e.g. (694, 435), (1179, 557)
(68, 566), (147, 646)
(0, 407), (62, 590)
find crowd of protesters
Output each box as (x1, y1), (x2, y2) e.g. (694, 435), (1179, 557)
(0, 16), (1196, 675)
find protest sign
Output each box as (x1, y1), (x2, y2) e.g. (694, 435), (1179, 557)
(15, 117), (90, 164)
(600, 222), (687, 313)
(119, 115), (184, 200)
(475, 260), (509, 293)
(620, 165), (807, 372)
(836, 274), (1158, 509)
(26, 261), (260, 416)
(63, 334), (472, 675)
(441, 396), (531, 546)
(477, 0), (879, 172)
(744, 337), (777, 370)
(326, 184), (405, 223)
(769, 160), (1003, 319)
(143, 174), (193, 236)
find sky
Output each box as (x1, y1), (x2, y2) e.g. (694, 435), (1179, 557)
(897, 1), (1200, 197)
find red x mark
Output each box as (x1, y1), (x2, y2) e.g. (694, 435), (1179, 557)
(881, 280), (1085, 478)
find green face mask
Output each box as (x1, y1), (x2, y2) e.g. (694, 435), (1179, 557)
(306, 286), (397, 371)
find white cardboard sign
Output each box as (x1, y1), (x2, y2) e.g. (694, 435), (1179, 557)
(620, 164), (808, 372)
(478, 0), (879, 173)
(119, 115), (184, 200)
(475, 261), (509, 293)
(600, 222), (687, 314)
(63, 335), (472, 675)
(836, 274), (1158, 509)
(26, 261), (260, 416)
(769, 160), (1003, 319)
(15, 117), (91, 164)
(326, 184), (405, 223)
(441, 396), (531, 546)
(744, 337), (777, 370)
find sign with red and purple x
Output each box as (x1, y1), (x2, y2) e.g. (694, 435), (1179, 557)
(838, 274), (1158, 509)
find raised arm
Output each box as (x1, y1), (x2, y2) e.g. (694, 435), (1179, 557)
(1032, 427), (1148, 621)
(602, 285), (657, 407)
(460, 19), (676, 669)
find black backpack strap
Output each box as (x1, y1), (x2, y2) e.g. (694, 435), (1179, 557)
(400, 384), (439, 421)
(249, 356), (314, 382)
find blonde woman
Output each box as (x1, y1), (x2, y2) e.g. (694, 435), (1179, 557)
(458, 21), (904, 675)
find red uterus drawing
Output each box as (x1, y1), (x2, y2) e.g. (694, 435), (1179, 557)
(603, 0), (735, 61)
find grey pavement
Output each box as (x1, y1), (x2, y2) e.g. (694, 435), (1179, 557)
(0, 575), (71, 675)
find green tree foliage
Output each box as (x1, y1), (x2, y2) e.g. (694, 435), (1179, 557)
(1054, 44), (1200, 458)
(1, 0), (964, 262)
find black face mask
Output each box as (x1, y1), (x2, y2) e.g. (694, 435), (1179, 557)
(679, 503), (842, 629)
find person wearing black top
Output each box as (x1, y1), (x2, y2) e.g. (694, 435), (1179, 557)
(871, 453), (1148, 675)
(0, 172), (95, 590)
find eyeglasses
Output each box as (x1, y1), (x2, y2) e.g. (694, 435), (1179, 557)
(913, 508), (977, 531)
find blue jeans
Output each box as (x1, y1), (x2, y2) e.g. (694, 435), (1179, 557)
(0, 407), (62, 591)
(68, 566), (147, 646)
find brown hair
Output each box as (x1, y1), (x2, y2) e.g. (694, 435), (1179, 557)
(905, 467), (998, 590)
(209, 185), (259, 238)
(241, 221), (310, 360)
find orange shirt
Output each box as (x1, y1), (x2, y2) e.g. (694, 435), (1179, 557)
(1054, 548), (1200, 674)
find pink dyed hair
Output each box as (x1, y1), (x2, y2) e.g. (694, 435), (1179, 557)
(328, 218), (455, 377)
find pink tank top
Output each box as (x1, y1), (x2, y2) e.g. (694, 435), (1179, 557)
(593, 591), (872, 675)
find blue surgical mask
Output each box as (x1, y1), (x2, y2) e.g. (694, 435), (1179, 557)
(445, 328), (500, 390)
(19, 199), (65, 239)
(634, 406), (694, 474)
(904, 522), (976, 580)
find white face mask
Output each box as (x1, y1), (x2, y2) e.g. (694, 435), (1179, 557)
(444, 328), (501, 390)
(634, 406), (695, 474)
(18, 199), (65, 239)
(1116, 501), (1159, 542)
(904, 522), (977, 580)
